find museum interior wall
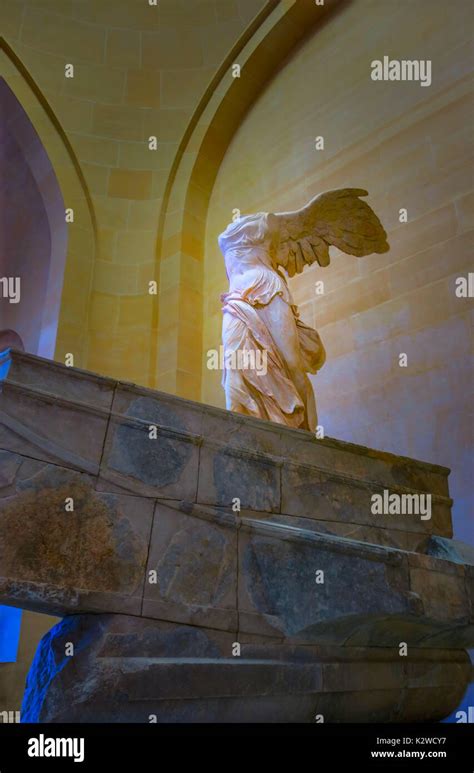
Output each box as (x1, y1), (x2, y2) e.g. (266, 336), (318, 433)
(203, 0), (473, 547)
(0, 0), (472, 715)
(1, 0), (268, 384)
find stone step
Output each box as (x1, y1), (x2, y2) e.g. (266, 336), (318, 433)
(19, 615), (472, 723)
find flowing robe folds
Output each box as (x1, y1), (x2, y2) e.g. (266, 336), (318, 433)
(219, 212), (325, 430)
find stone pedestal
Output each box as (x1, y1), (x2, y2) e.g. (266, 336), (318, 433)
(0, 350), (473, 722)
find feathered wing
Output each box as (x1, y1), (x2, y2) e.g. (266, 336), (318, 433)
(269, 188), (389, 277)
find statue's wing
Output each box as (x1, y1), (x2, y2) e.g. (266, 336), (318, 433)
(270, 188), (389, 277)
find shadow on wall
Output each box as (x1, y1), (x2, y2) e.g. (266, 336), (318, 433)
(0, 77), (67, 358)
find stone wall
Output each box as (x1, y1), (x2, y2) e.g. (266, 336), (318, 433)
(0, 0), (266, 383)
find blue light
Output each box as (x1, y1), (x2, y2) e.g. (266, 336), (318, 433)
(0, 346), (12, 383)
(0, 606), (22, 662)
(0, 348), (22, 662)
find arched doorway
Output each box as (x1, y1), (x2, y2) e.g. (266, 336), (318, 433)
(0, 77), (68, 357)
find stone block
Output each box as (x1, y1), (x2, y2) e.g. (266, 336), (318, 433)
(98, 388), (201, 499)
(108, 169), (152, 200)
(23, 615), (468, 723)
(197, 444), (281, 512)
(0, 381), (109, 475)
(93, 261), (138, 295)
(409, 561), (470, 624)
(106, 29), (141, 69)
(199, 408), (283, 457)
(125, 70), (160, 108)
(161, 68), (215, 109)
(237, 520), (412, 642)
(89, 292), (120, 332)
(0, 458), (153, 616)
(175, 369), (201, 402)
(280, 431), (450, 498)
(128, 199), (163, 230)
(82, 162), (109, 196)
(142, 501), (238, 632)
(5, 350), (115, 410)
(142, 109), (190, 144)
(92, 104), (145, 142)
(21, 8), (106, 64)
(281, 460), (451, 538)
(63, 63), (126, 103)
(70, 134), (119, 167)
(46, 92), (93, 134)
(141, 29), (203, 70)
(115, 231), (156, 266)
(118, 295), (154, 329)
(0, 0), (24, 39)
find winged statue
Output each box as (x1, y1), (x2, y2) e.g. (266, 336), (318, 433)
(218, 188), (389, 432)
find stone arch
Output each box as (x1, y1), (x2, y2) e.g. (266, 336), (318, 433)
(0, 37), (97, 366)
(1, 76), (66, 357)
(151, 0), (346, 399)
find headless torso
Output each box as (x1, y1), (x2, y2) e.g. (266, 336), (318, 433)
(219, 212), (325, 431)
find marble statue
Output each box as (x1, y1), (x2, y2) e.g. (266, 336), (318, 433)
(219, 188), (389, 431)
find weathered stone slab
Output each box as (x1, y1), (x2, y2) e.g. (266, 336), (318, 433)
(1, 470), (472, 647)
(111, 383), (204, 436)
(20, 614), (471, 723)
(142, 501), (238, 632)
(0, 459), (153, 616)
(199, 409), (283, 457)
(0, 450), (57, 498)
(98, 412), (200, 500)
(240, 510), (430, 553)
(5, 350), (116, 411)
(282, 461), (452, 537)
(426, 535), (474, 565)
(398, 685), (467, 723)
(197, 444), (281, 512)
(0, 350), (454, 543)
(280, 430), (450, 497)
(408, 553), (469, 625)
(0, 381), (109, 475)
(237, 518), (415, 642)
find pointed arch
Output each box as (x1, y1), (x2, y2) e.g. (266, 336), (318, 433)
(0, 36), (97, 365)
